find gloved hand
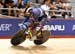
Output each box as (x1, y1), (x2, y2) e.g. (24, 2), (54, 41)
(18, 23), (23, 26)
(18, 23), (27, 30)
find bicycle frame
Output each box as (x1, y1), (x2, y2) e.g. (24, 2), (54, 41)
(26, 27), (42, 40)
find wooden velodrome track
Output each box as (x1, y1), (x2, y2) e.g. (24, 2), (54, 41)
(0, 39), (75, 54)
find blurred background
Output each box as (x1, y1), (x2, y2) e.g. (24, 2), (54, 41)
(0, 0), (74, 18)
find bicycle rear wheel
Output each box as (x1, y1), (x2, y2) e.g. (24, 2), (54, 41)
(34, 30), (50, 45)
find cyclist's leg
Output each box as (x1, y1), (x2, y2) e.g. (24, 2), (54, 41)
(19, 22), (31, 30)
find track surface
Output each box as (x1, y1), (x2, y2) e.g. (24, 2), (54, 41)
(0, 39), (75, 54)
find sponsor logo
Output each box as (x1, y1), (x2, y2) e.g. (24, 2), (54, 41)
(72, 25), (75, 31)
(0, 24), (12, 31)
(43, 25), (65, 31)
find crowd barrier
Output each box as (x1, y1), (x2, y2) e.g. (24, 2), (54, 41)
(0, 18), (75, 38)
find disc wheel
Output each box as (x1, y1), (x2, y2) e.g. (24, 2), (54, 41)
(34, 30), (50, 45)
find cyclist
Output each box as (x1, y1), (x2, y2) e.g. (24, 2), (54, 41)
(19, 7), (47, 30)
(19, 7), (47, 40)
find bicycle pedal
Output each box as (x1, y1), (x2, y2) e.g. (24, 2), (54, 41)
(30, 36), (37, 41)
(25, 32), (28, 34)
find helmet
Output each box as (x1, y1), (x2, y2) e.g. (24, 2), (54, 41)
(26, 7), (42, 18)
